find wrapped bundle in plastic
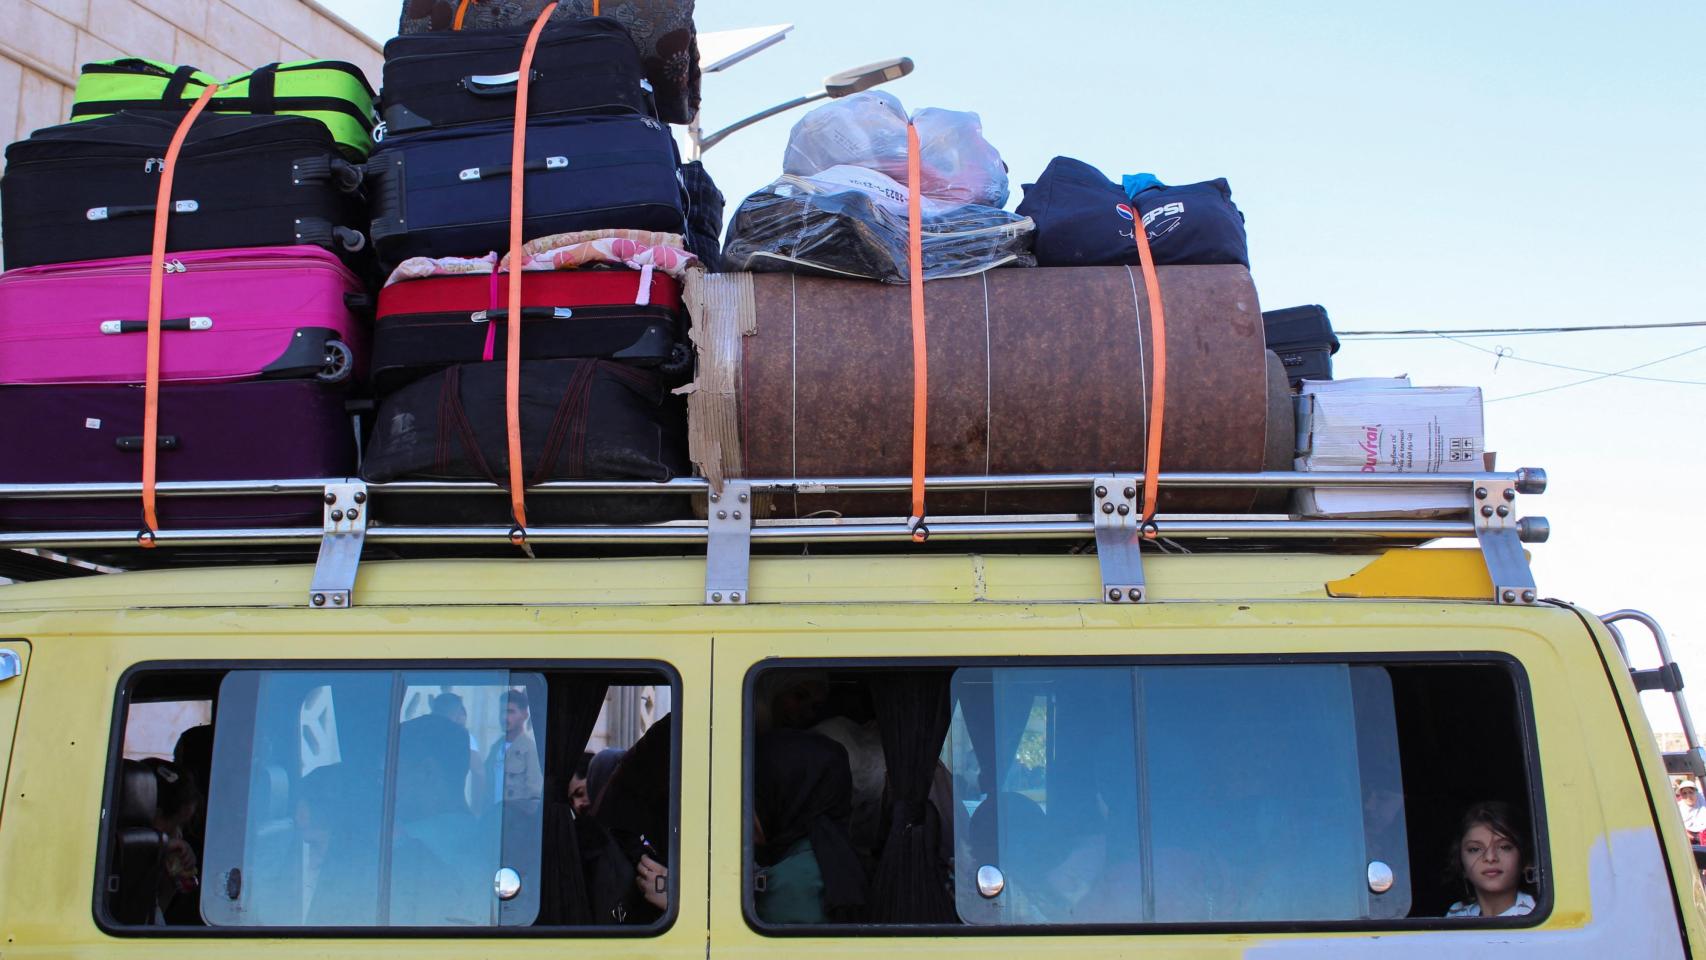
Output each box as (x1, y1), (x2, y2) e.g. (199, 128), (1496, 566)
(781, 91), (1010, 207)
(721, 165), (1035, 283)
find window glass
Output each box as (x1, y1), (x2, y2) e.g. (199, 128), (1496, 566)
(202, 670), (545, 927)
(951, 664), (1409, 925)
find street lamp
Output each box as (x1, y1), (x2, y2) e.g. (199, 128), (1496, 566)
(687, 56), (915, 160)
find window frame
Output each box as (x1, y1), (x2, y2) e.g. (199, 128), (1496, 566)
(94, 658), (683, 939)
(740, 652), (1550, 938)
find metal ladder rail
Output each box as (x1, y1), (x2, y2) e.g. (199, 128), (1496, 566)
(1602, 609), (1706, 780)
(0, 469), (1549, 609)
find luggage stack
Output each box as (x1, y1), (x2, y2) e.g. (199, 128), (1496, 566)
(360, 13), (706, 522)
(0, 57), (380, 531)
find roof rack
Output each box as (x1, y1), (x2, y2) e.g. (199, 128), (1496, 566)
(0, 468), (1549, 609)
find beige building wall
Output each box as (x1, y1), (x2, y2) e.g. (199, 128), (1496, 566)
(0, 0), (383, 148)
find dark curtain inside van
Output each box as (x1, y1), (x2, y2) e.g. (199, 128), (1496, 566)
(868, 670), (955, 923)
(538, 676), (609, 924)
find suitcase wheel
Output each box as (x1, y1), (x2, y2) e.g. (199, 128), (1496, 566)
(659, 342), (693, 376)
(317, 340), (355, 384)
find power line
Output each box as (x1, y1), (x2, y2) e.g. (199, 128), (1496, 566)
(1434, 334), (1706, 386)
(1488, 342), (1706, 402)
(1337, 319), (1706, 338)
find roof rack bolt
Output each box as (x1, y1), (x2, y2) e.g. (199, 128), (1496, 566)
(1128, 588), (1143, 602)
(353, 491), (367, 504)
(1502, 487), (1516, 502)
(1515, 468), (1548, 495)
(1102, 502), (1115, 515)
(717, 510), (728, 520)
(1502, 590), (1517, 604)
(330, 509), (344, 522)
(323, 492), (337, 505)
(1117, 504), (1130, 516)
(1475, 487), (1489, 500)
(739, 493), (749, 504)
(312, 593), (327, 607)
(1108, 588), (1123, 601)
(1496, 505), (1510, 518)
(1124, 486), (1136, 499)
(1521, 590), (1536, 604)
(1095, 485), (1108, 498)
(709, 492), (720, 503)
(730, 592), (742, 603)
(1481, 505), (1495, 518)
(346, 508), (360, 521)
(733, 510), (743, 520)
(711, 592), (723, 603)
(332, 595), (347, 607)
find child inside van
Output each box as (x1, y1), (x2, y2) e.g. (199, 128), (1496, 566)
(1445, 801), (1536, 918)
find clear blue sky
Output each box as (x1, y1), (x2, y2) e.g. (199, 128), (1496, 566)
(331, 1), (1706, 732)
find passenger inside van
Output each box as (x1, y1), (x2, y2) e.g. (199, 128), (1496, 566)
(591, 714), (673, 921)
(753, 730), (867, 923)
(1445, 801), (1535, 918)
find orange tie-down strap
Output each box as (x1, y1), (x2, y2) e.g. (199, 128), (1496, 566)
(504, 0), (560, 543)
(454, 0), (592, 30)
(139, 82), (220, 546)
(1130, 198), (1167, 538)
(905, 122), (929, 543)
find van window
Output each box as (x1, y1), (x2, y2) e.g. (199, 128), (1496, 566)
(744, 660), (1538, 930)
(102, 666), (676, 933)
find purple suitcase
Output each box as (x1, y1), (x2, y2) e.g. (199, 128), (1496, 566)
(0, 246), (368, 386)
(0, 380), (356, 530)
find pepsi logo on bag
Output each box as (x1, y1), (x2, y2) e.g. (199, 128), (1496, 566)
(1017, 156), (1249, 268)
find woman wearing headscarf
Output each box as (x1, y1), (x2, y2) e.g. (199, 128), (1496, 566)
(753, 730), (868, 924)
(1678, 781), (1706, 842)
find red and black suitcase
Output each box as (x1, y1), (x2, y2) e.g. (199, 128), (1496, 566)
(380, 17), (655, 136)
(0, 380), (357, 530)
(1, 112), (369, 271)
(371, 268), (686, 394)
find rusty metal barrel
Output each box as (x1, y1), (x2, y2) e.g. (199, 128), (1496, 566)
(687, 265), (1291, 518)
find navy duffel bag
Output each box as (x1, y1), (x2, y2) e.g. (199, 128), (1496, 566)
(1016, 156), (1248, 268)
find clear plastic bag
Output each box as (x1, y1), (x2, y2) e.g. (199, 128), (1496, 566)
(782, 92), (1010, 207)
(722, 165), (1034, 283)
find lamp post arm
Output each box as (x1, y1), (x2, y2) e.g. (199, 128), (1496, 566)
(697, 90), (830, 155)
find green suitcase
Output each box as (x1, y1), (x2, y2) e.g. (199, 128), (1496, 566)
(69, 58), (379, 160)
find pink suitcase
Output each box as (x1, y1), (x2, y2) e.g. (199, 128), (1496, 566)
(0, 246), (368, 385)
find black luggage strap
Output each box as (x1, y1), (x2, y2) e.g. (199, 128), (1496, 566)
(161, 64), (200, 103)
(247, 63), (279, 116)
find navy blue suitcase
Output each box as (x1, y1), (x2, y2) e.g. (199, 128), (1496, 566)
(367, 114), (686, 266)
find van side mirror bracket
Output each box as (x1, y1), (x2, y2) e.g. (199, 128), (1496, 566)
(705, 480), (752, 605)
(1092, 476), (1146, 603)
(308, 480), (367, 609)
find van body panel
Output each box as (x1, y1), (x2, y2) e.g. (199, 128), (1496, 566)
(0, 560), (1695, 955)
(0, 639), (29, 826)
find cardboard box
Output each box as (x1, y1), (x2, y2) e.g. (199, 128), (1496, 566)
(1295, 378), (1485, 518)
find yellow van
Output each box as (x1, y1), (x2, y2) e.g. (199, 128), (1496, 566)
(0, 467), (1702, 956)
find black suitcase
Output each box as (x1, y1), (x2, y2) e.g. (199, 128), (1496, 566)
(367, 114), (686, 267)
(680, 160), (723, 270)
(2, 112), (369, 271)
(380, 17), (654, 137)
(371, 269), (689, 394)
(1262, 304), (1339, 388)
(0, 380), (357, 530)
(362, 358), (688, 524)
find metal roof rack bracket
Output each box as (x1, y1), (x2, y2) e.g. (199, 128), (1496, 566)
(1092, 477), (1146, 603)
(1472, 469), (1547, 605)
(308, 480), (367, 609)
(705, 480), (752, 605)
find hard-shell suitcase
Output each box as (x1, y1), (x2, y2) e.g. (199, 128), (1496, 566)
(1262, 304), (1339, 388)
(367, 114), (686, 266)
(0, 380), (357, 530)
(69, 58), (380, 159)
(680, 160), (723, 270)
(361, 357), (688, 524)
(372, 269), (686, 394)
(2, 113), (368, 271)
(380, 18), (653, 136)
(0, 246), (368, 386)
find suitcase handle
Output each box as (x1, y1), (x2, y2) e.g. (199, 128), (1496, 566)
(470, 306), (574, 323)
(100, 317), (212, 335)
(461, 70), (538, 97)
(458, 156), (567, 182)
(87, 200), (198, 221)
(115, 435), (180, 452)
